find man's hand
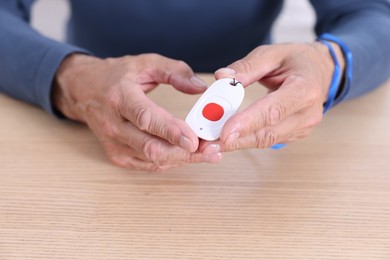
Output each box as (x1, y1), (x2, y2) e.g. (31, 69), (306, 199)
(206, 42), (345, 152)
(52, 54), (222, 171)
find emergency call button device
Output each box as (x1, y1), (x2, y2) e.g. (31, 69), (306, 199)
(185, 78), (245, 141)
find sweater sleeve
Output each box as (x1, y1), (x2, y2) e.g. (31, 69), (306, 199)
(0, 0), (89, 115)
(309, 0), (390, 102)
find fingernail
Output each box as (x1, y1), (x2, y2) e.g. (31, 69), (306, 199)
(225, 131), (240, 145)
(215, 67), (236, 76)
(190, 76), (207, 89)
(202, 143), (220, 155)
(179, 136), (195, 152)
(207, 153), (222, 163)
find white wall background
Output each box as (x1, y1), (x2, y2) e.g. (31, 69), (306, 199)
(31, 0), (316, 45)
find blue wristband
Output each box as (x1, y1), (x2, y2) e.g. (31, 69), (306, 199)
(317, 39), (343, 113)
(318, 33), (353, 106)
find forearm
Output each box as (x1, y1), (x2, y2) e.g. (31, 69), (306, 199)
(310, 0), (390, 101)
(0, 5), (88, 116)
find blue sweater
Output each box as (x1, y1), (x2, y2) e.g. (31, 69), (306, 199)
(0, 0), (389, 115)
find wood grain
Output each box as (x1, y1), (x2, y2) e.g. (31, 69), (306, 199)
(1, 76), (390, 259)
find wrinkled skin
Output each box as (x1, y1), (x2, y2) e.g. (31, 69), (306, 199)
(53, 42), (344, 171)
(53, 54), (222, 171)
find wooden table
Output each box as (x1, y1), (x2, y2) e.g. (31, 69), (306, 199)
(1, 76), (390, 259)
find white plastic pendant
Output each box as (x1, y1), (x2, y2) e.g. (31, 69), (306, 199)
(185, 78), (245, 141)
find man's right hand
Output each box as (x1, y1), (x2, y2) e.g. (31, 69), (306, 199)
(52, 53), (222, 171)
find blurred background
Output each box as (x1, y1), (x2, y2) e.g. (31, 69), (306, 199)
(31, 0), (316, 44)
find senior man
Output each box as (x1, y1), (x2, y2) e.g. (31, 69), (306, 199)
(0, 0), (389, 171)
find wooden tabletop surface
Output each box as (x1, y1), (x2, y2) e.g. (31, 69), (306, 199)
(1, 76), (389, 259)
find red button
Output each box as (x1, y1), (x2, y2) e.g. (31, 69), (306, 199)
(202, 103), (224, 121)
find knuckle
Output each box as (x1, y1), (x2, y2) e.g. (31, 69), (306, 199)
(134, 106), (152, 131)
(224, 139), (243, 152)
(166, 60), (190, 84)
(141, 53), (162, 64)
(256, 128), (278, 148)
(264, 129), (278, 148)
(267, 103), (285, 125)
(148, 53), (161, 59)
(142, 139), (161, 162)
(122, 55), (133, 60)
(175, 60), (190, 71)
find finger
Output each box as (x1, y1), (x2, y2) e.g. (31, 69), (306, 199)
(219, 106), (323, 152)
(214, 45), (285, 86)
(119, 87), (199, 152)
(116, 121), (222, 163)
(220, 74), (321, 144)
(103, 140), (162, 171)
(103, 139), (196, 172)
(140, 54), (207, 94)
